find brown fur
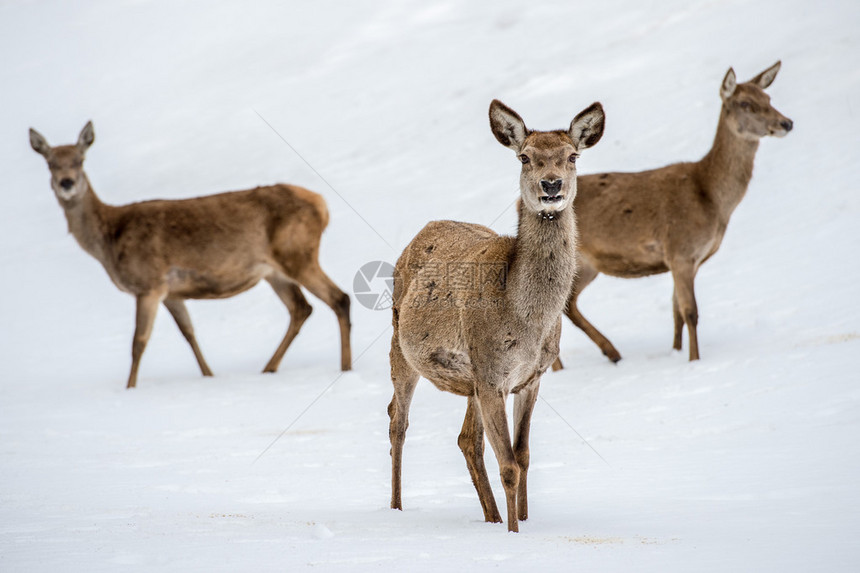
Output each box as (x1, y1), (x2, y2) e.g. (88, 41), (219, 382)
(387, 100), (605, 532)
(558, 62), (792, 365)
(30, 122), (351, 388)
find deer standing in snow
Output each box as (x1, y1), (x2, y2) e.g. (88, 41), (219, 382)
(387, 100), (605, 532)
(557, 61), (792, 365)
(30, 122), (351, 388)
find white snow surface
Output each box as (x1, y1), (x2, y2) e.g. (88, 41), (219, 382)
(2, 0), (859, 571)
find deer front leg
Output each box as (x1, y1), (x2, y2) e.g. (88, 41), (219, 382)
(670, 263), (700, 361)
(458, 395), (502, 523)
(127, 291), (164, 389)
(477, 385), (520, 532)
(512, 381), (539, 521)
(163, 297), (213, 377)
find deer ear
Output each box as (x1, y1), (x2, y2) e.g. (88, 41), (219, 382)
(489, 100), (528, 151)
(721, 68), (737, 100)
(569, 102), (605, 150)
(77, 121), (95, 152)
(29, 128), (51, 157)
(748, 60), (781, 89)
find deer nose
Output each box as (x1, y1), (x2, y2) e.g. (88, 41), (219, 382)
(780, 119), (793, 132)
(540, 179), (563, 197)
(59, 178), (75, 190)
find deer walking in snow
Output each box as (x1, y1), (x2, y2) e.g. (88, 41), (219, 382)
(557, 61), (792, 365)
(387, 99), (605, 532)
(30, 122), (351, 388)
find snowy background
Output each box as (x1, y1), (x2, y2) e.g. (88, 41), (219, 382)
(2, 0), (859, 570)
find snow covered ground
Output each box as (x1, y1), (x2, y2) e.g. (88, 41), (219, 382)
(2, 0), (859, 570)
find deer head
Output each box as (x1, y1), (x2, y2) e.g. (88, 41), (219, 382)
(720, 61), (793, 140)
(490, 100), (605, 215)
(30, 122), (95, 204)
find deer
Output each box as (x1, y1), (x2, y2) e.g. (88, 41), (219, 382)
(555, 61), (792, 366)
(29, 122), (352, 388)
(387, 99), (605, 532)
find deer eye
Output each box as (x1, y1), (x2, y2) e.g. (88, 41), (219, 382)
(739, 101), (751, 109)
(568, 154), (578, 164)
(519, 154), (530, 164)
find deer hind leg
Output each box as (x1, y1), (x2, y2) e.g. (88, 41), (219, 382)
(672, 288), (684, 351)
(262, 275), (313, 373)
(127, 290), (165, 389)
(670, 262), (700, 361)
(458, 395), (502, 523)
(388, 330), (419, 511)
(559, 261), (621, 365)
(477, 385), (521, 532)
(294, 263), (352, 371)
(512, 380), (539, 521)
(163, 297), (213, 378)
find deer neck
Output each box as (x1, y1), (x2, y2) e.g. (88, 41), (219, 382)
(61, 175), (112, 262)
(700, 107), (760, 220)
(508, 203), (578, 323)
